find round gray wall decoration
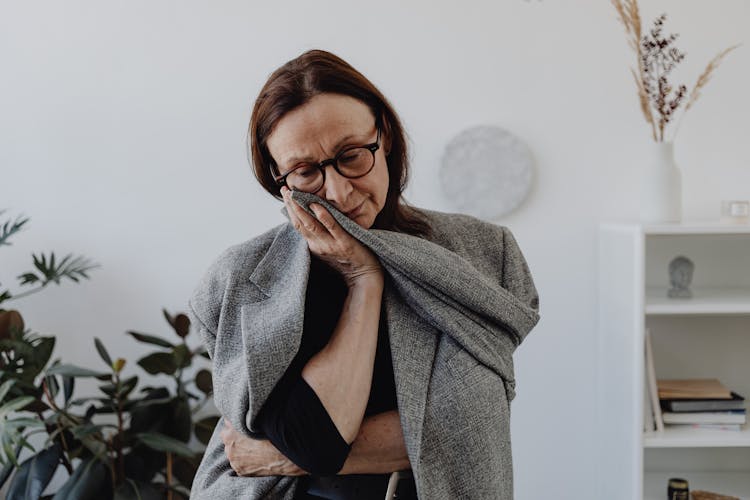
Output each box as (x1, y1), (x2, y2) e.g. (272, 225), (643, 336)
(439, 125), (533, 220)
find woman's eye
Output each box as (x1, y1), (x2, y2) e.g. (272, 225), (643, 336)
(296, 166), (317, 177)
(340, 150), (364, 163)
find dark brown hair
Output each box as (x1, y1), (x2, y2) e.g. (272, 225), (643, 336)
(248, 49), (432, 238)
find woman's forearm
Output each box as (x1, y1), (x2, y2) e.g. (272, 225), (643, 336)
(339, 410), (411, 475)
(221, 410), (410, 477)
(301, 275), (383, 443)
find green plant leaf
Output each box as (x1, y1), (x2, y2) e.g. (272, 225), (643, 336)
(3, 417), (43, 429)
(46, 364), (108, 378)
(71, 423), (106, 440)
(136, 432), (194, 458)
(93, 338), (112, 368)
(0, 379), (16, 403)
(44, 375), (60, 399)
(16, 272), (39, 286)
(117, 376), (138, 399)
(194, 416), (220, 446)
(97, 375), (136, 399)
(172, 344), (190, 369)
(68, 397), (103, 407)
(114, 479), (163, 500)
(162, 309), (175, 330)
(0, 212), (30, 247)
(195, 369), (212, 395)
(63, 376), (74, 405)
(5, 455), (29, 499)
(97, 382), (117, 398)
(0, 442), (22, 491)
(25, 337), (55, 382)
(171, 399), (192, 442)
(127, 389), (171, 436)
(126, 331), (174, 348)
(126, 396), (173, 413)
(1, 435), (19, 467)
(171, 455), (199, 489)
(137, 353), (176, 376)
(23, 252), (99, 289)
(51, 456), (109, 500)
(173, 313), (190, 338)
(6, 443), (62, 500)
(0, 396), (35, 415)
(77, 432), (107, 459)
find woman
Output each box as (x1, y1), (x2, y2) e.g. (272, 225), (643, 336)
(188, 49), (540, 500)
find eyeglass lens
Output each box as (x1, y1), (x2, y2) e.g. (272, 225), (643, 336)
(286, 147), (375, 192)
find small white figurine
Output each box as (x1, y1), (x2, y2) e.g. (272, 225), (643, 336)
(668, 255), (694, 299)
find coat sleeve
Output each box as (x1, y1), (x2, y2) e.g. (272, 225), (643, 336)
(497, 226), (540, 344)
(255, 376), (352, 475)
(190, 415), (300, 500)
(187, 291), (302, 499)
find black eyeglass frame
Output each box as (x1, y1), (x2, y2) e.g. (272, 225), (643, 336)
(270, 126), (382, 192)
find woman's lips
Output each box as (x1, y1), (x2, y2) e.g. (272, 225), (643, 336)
(345, 201), (364, 218)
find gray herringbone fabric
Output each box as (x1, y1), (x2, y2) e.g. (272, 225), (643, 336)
(188, 191), (540, 499)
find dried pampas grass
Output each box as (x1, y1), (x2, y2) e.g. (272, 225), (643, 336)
(611, 0), (740, 142)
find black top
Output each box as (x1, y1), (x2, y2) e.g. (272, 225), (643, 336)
(254, 254), (398, 476)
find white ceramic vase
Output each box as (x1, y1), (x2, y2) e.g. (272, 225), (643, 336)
(640, 141), (682, 223)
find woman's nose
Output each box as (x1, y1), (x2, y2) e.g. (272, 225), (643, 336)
(321, 166), (354, 207)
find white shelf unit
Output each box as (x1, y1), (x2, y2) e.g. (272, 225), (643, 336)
(597, 222), (750, 500)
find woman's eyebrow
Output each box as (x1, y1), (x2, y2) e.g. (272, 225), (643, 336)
(331, 133), (358, 152)
(283, 133), (361, 166)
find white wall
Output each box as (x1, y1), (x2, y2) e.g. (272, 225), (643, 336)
(2, 1), (748, 497)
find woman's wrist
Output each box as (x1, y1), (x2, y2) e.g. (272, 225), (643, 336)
(347, 270), (384, 291)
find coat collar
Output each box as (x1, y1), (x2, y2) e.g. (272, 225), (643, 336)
(247, 221), (310, 300)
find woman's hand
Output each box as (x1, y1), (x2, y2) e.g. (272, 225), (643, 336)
(220, 419), (307, 477)
(281, 186), (383, 288)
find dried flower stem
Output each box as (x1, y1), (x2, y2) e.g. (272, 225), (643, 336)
(612, 0), (657, 140)
(671, 44), (741, 139)
(612, 0), (739, 142)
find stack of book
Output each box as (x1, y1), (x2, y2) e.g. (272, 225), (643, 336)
(643, 328), (747, 432)
(658, 379), (746, 431)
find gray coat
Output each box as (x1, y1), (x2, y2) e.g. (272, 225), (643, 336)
(188, 192), (540, 499)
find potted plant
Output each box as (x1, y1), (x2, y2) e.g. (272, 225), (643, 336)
(0, 210), (218, 498)
(611, 0), (739, 222)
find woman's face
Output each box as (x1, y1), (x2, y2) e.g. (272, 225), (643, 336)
(266, 93), (390, 230)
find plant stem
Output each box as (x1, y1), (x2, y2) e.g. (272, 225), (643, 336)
(166, 452), (173, 500)
(6, 286), (46, 302)
(40, 380), (74, 474)
(114, 372), (125, 485)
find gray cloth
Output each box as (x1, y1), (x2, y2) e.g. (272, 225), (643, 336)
(187, 191), (540, 499)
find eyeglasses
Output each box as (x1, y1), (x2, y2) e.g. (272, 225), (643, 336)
(271, 126), (381, 194)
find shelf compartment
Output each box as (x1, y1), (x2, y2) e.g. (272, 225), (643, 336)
(644, 425), (750, 448)
(644, 471), (750, 500)
(642, 222), (750, 235)
(646, 287), (750, 315)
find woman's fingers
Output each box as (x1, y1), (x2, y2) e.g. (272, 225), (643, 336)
(283, 188), (324, 234)
(309, 203), (340, 235)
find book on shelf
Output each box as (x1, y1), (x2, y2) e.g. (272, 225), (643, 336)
(661, 391), (746, 412)
(643, 328), (663, 431)
(657, 378), (733, 400)
(661, 409), (746, 425)
(667, 423), (744, 432)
